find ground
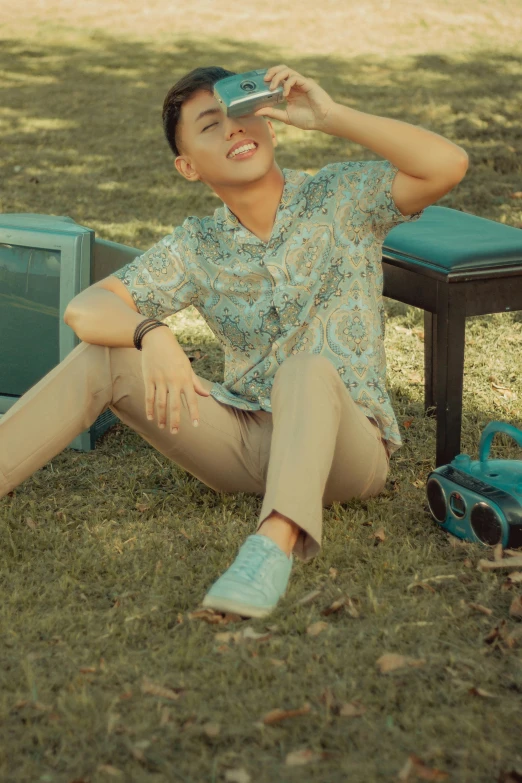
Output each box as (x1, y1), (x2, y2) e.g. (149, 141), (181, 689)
(1, 2), (522, 781)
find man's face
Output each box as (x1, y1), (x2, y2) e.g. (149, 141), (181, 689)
(174, 89), (278, 187)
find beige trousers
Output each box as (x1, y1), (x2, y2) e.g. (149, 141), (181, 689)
(0, 343), (389, 560)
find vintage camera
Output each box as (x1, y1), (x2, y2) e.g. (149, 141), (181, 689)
(213, 68), (285, 118)
(426, 421), (522, 548)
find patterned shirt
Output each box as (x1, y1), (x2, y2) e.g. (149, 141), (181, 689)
(112, 160), (423, 457)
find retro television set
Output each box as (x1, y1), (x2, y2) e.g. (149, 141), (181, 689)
(0, 213), (142, 452)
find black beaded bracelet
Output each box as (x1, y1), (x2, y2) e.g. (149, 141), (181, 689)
(133, 318), (169, 351)
(133, 318), (157, 350)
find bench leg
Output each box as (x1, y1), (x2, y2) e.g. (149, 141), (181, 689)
(424, 311), (436, 415)
(434, 293), (467, 467)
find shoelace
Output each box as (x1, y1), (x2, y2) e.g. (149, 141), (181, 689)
(231, 542), (281, 585)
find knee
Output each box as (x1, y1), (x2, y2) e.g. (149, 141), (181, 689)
(273, 352), (339, 385)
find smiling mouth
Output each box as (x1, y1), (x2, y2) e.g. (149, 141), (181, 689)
(227, 142), (258, 160)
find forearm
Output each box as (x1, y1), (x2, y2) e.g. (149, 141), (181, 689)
(317, 102), (468, 180)
(64, 288), (176, 348)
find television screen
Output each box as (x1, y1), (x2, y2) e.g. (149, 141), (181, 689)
(0, 213), (141, 452)
(0, 242), (61, 395)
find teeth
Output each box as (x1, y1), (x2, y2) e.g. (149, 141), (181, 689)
(228, 143), (256, 158)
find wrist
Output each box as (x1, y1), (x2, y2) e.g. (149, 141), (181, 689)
(140, 323), (173, 347)
(313, 100), (340, 133)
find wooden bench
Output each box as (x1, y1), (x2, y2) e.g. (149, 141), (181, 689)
(382, 206), (522, 466)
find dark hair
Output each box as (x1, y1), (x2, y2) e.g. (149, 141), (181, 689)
(162, 66), (237, 157)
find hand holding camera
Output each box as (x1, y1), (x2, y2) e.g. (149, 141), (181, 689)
(213, 65), (336, 131)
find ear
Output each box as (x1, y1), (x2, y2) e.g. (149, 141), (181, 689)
(266, 119), (278, 149)
(174, 155), (201, 182)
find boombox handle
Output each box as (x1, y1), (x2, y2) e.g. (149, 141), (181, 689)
(479, 421), (522, 466)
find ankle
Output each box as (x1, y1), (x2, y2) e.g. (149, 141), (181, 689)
(257, 512), (299, 557)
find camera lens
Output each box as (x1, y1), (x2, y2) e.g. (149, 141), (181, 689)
(240, 80), (257, 92)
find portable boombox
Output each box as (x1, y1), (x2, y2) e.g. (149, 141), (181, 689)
(213, 68), (285, 118)
(426, 421), (522, 548)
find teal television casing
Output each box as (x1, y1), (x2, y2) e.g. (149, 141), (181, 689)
(0, 213), (141, 452)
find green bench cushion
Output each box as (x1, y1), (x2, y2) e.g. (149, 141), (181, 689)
(383, 206), (522, 273)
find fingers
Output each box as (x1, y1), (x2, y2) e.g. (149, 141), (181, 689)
(145, 374), (211, 434)
(146, 380), (157, 422)
(254, 106), (290, 124)
(264, 65), (303, 95)
(193, 376), (212, 397)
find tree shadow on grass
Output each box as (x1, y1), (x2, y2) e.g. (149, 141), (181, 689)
(0, 32), (521, 461)
(1, 33), (521, 242)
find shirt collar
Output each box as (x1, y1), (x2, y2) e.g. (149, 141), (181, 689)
(214, 167), (305, 244)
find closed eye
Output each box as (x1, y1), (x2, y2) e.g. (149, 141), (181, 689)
(203, 122), (218, 131)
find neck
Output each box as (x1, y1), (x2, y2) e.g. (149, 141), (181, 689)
(213, 164), (285, 243)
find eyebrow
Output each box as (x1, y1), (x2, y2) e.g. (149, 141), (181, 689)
(194, 108), (222, 125)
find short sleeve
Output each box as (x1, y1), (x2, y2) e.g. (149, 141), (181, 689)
(111, 228), (199, 321)
(337, 159), (424, 241)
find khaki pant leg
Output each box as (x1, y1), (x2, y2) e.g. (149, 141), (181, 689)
(0, 341), (263, 500)
(255, 353), (389, 561)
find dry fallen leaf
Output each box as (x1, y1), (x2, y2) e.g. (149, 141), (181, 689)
(376, 653), (426, 674)
(97, 765), (123, 777)
(25, 516), (38, 530)
(285, 749), (321, 767)
(398, 753), (449, 781)
(202, 722), (220, 738)
(490, 382), (516, 399)
(224, 769), (251, 783)
(214, 627), (272, 645)
(320, 595), (359, 618)
(159, 707), (172, 727)
(478, 556), (522, 572)
(339, 700), (366, 717)
(468, 602), (493, 616)
(13, 700), (52, 711)
(319, 687), (337, 713)
(141, 677), (183, 701)
(130, 740), (150, 762)
(187, 608), (242, 624)
(484, 619), (520, 649)
(242, 627), (272, 642)
(262, 703), (311, 725)
(296, 588), (323, 606)
(468, 686), (497, 698)
(307, 621), (329, 637)
(509, 191), (522, 199)
(329, 567), (338, 579)
(407, 581), (436, 594)
(135, 503), (149, 512)
(373, 527), (386, 544)
(509, 595), (522, 619)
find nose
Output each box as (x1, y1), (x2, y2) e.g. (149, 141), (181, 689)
(224, 115), (248, 138)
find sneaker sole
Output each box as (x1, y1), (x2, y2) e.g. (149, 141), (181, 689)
(201, 594), (272, 619)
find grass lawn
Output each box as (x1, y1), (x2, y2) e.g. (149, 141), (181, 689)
(1, 2), (522, 781)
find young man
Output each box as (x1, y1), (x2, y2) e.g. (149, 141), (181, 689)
(0, 65), (468, 619)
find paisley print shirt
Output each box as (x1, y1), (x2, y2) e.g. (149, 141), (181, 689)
(112, 160), (423, 457)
